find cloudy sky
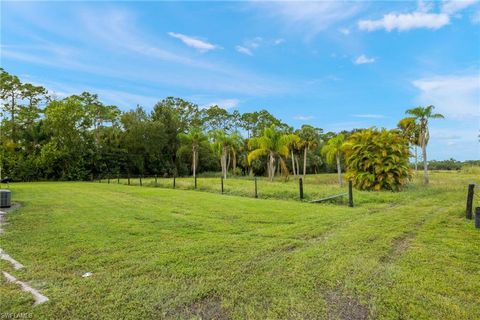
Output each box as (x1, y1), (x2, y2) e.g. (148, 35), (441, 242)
(1, 0), (479, 160)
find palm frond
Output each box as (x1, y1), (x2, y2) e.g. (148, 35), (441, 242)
(247, 148), (268, 164)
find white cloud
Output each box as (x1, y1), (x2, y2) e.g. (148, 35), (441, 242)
(339, 28), (350, 35)
(204, 99), (240, 110)
(354, 54), (375, 64)
(441, 0), (479, 15)
(358, 12), (450, 31)
(252, 1), (364, 37)
(247, 37), (263, 48)
(412, 74), (480, 119)
(351, 114), (385, 119)
(32, 79), (159, 109)
(235, 45), (253, 56)
(417, 0), (434, 13)
(235, 37), (285, 56)
(471, 9), (480, 23)
(294, 115), (314, 120)
(358, 0), (479, 32)
(168, 32), (218, 52)
(235, 37), (264, 56)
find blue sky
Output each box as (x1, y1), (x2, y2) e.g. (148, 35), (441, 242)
(1, 0), (479, 160)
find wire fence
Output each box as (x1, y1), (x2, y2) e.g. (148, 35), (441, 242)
(94, 173), (354, 205)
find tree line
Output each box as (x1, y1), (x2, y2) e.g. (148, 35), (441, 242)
(0, 69), (343, 181)
(1, 68), (445, 190)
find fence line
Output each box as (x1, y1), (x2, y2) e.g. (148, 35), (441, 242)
(94, 173), (353, 206)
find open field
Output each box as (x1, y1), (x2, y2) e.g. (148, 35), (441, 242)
(1, 172), (480, 319)
(101, 173), (444, 206)
(105, 174), (347, 202)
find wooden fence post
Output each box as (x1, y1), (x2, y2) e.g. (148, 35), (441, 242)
(107, 175), (110, 184)
(475, 207), (480, 229)
(348, 180), (354, 207)
(194, 176), (197, 189)
(128, 173), (131, 186)
(254, 177), (258, 198)
(173, 174), (176, 189)
(139, 175), (142, 187)
(221, 176), (224, 194)
(466, 184), (475, 219)
(299, 177), (304, 200)
(117, 173), (120, 184)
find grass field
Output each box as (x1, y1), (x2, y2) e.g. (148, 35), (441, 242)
(1, 172), (479, 319)
(101, 174), (432, 206)
(103, 174), (348, 202)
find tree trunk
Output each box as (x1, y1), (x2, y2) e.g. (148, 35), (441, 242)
(227, 151), (231, 172)
(266, 161), (271, 180)
(269, 152), (275, 181)
(220, 154), (225, 180)
(192, 147), (197, 178)
(295, 157), (300, 175)
(336, 151), (342, 186)
(422, 139), (429, 184)
(221, 146), (228, 179)
(232, 150), (237, 173)
(303, 147), (308, 178)
(291, 151), (296, 176)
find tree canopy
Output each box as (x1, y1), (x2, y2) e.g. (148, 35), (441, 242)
(0, 69), (446, 187)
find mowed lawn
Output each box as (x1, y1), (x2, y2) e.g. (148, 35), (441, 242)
(1, 172), (479, 319)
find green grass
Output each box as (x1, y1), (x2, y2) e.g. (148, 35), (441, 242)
(1, 172), (479, 319)
(112, 174), (347, 203)
(102, 173), (437, 205)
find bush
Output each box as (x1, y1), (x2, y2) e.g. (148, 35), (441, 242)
(428, 158), (462, 170)
(343, 128), (411, 191)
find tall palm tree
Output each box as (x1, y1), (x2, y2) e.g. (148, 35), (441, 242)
(177, 128), (207, 178)
(210, 129), (235, 179)
(247, 125), (292, 181)
(229, 131), (244, 174)
(321, 134), (345, 186)
(405, 105), (444, 184)
(397, 117), (421, 173)
(286, 134), (301, 176)
(298, 125), (320, 178)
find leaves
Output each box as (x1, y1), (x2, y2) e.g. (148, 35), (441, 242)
(321, 134), (345, 165)
(344, 128), (411, 191)
(247, 125), (294, 180)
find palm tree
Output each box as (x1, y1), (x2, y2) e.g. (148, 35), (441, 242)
(210, 129), (234, 179)
(298, 125), (320, 178)
(397, 117), (421, 173)
(321, 134), (345, 186)
(177, 128), (206, 178)
(228, 131), (244, 175)
(286, 134), (301, 176)
(405, 105), (444, 184)
(247, 125), (292, 181)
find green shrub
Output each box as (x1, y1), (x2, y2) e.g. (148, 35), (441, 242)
(343, 128), (411, 191)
